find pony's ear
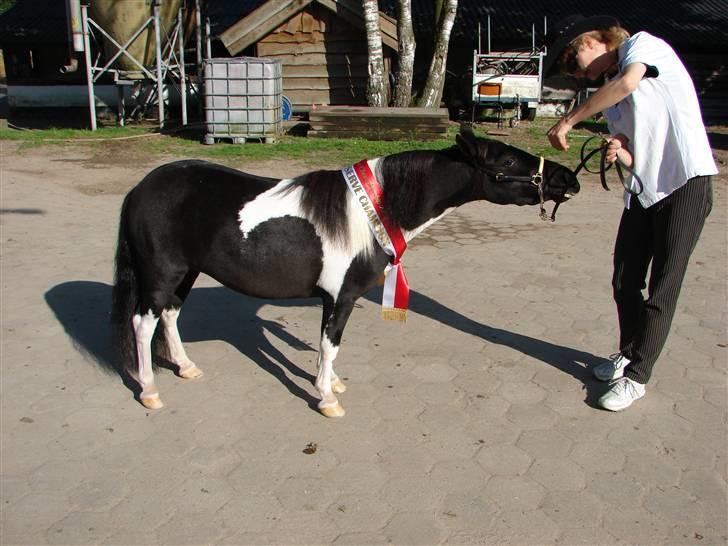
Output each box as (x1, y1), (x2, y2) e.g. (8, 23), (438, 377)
(456, 124), (479, 161)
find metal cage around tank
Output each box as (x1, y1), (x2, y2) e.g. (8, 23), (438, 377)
(203, 57), (282, 145)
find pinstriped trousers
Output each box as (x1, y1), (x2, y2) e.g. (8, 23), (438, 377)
(612, 175), (713, 384)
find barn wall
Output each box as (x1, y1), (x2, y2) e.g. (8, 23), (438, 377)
(255, 4), (391, 110)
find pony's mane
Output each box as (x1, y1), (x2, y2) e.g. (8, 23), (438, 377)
(381, 146), (470, 229)
(286, 170), (351, 246)
(284, 146), (469, 243)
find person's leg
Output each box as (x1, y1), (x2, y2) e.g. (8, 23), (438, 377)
(612, 199), (653, 356)
(624, 176), (713, 384)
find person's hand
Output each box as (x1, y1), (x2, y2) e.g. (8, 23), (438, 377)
(547, 118), (573, 151)
(605, 134), (629, 164)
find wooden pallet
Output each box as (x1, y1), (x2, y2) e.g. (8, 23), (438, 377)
(308, 106), (450, 140)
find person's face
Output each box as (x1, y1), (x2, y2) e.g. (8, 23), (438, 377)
(567, 35), (613, 80)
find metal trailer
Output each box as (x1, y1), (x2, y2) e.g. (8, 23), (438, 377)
(471, 17), (545, 127)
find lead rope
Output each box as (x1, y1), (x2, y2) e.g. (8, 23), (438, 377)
(574, 136), (644, 196)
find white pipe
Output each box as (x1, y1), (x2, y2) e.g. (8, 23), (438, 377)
(81, 4), (96, 130)
(178, 7), (187, 126)
(153, 2), (165, 127)
(66, 0), (84, 52)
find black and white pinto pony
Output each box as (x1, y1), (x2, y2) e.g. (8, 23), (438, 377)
(112, 126), (580, 417)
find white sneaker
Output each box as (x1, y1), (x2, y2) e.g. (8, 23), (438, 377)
(593, 353), (630, 382)
(598, 377), (646, 411)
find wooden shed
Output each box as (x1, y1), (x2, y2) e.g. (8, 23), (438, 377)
(215, 0), (398, 111)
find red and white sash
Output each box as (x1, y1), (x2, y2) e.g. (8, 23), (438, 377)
(342, 160), (409, 322)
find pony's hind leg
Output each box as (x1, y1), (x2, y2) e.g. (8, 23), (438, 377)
(133, 270), (196, 409)
(161, 307), (203, 379)
(133, 309), (163, 409)
(161, 271), (203, 379)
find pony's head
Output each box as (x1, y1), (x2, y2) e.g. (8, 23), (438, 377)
(456, 125), (580, 213)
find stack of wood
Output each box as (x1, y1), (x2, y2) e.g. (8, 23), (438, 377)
(308, 106), (450, 140)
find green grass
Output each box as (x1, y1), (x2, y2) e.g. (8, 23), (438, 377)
(0, 119), (605, 170)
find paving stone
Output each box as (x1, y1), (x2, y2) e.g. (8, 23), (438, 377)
(569, 441), (626, 473)
(679, 470), (728, 529)
(645, 484), (707, 525)
(486, 508), (560, 544)
(483, 475), (546, 511)
(379, 476), (444, 514)
(263, 510), (340, 545)
(527, 458), (586, 491)
(327, 494), (393, 534)
(429, 459), (490, 494)
(67, 472), (129, 512)
(541, 490), (605, 527)
(216, 493), (283, 534)
(155, 512), (227, 545)
(585, 471), (646, 509)
(3, 492), (74, 539)
(382, 512), (447, 545)
(476, 445), (532, 476)
(327, 461), (388, 495)
(44, 511), (113, 545)
(623, 451), (683, 487)
(332, 532), (390, 545)
(505, 402), (559, 430)
(516, 429), (572, 458)
(663, 524), (727, 545)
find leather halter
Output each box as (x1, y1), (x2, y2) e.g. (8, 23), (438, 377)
(495, 156), (552, 221)
(484, 156), (556, 222)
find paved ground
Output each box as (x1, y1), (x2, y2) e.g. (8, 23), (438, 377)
(0, 137), (726, 545)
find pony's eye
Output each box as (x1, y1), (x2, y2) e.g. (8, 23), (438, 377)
(503, 159), (515, 168)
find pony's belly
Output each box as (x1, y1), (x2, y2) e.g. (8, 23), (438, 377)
(203, 216), (325, 299)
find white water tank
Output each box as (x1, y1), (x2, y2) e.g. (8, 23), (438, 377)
(203, 57), (282, 144)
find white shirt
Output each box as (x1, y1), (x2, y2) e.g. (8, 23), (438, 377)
(603, 32), (718, 208)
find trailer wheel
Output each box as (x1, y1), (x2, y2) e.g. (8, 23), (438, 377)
(523, 106), (537, 121)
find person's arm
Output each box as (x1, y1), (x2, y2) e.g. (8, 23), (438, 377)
(547, 63), (648, 151)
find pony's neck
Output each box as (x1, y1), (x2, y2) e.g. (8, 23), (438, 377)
(378, 148), (476, 236)
(401, 206), (457, 242)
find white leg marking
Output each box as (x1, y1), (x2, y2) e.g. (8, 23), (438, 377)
(160, 308), (203, 379)
(132, 310), (163, 409)
(315, 335), (344, 417)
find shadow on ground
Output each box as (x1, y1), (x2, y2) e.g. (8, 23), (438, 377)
(46, 281), (605, 409)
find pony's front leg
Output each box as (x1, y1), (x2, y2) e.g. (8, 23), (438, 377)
(161, 307), (203, 379)
(132, 310), (163, 409)
(315, 336), (344, 417)
(315, 297), (355, 418)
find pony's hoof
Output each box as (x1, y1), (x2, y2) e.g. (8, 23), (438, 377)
(331, 378), (347, 394)
(319, 402), (346, 418)
(140, 392), (164, 410)
(179, 364), (204, 379)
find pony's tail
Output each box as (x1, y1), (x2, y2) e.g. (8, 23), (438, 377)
(111, 193), (139, 380)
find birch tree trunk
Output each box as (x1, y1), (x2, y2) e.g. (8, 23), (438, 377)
(363, 0), (387, 107)
(393, 0), (415, 107)
(417, 0), (457, 107)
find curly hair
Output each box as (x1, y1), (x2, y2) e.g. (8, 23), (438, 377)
(557, 26), (631, 76)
